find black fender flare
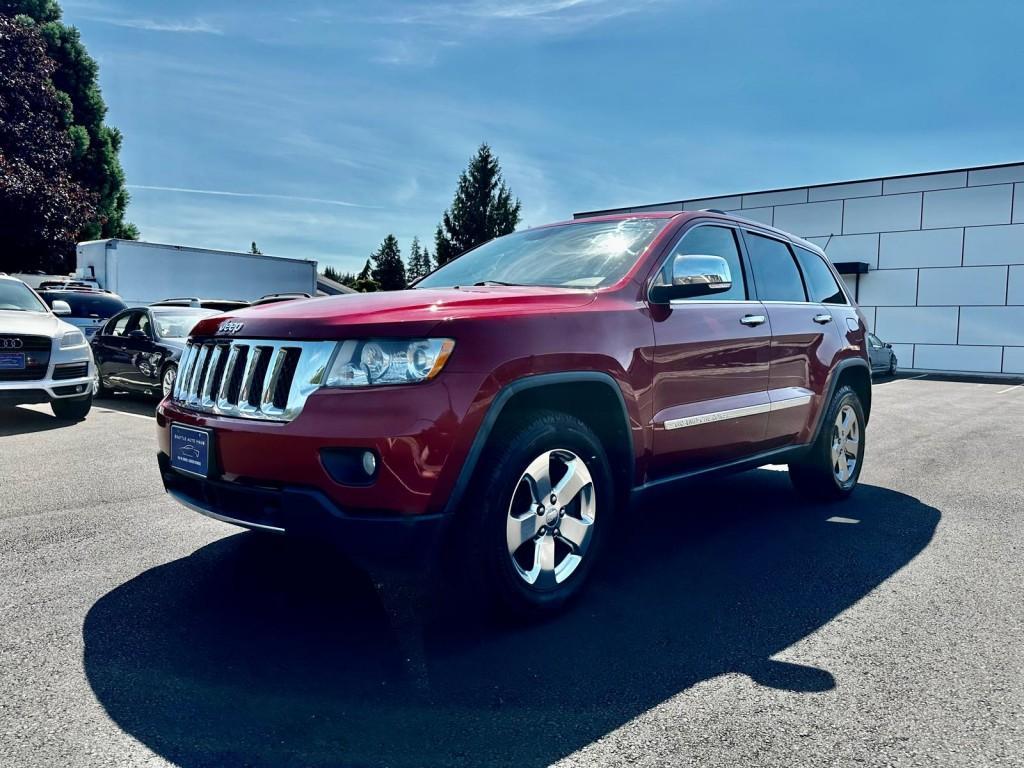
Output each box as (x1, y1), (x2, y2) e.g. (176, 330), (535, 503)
(442, 371), (635, 516)
(808, 357), (872, 447)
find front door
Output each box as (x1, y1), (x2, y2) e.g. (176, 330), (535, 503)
(94, 310), (134, 387)
(648, 222), (773, 479)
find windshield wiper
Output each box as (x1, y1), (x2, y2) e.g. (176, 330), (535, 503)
(471, 280), (521, 286)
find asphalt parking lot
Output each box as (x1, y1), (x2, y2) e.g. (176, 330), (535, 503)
(1, 376), (1023, 768)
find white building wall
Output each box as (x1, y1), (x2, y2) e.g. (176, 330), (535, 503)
(576, 162), (1024, 375)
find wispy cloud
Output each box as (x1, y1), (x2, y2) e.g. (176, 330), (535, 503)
(382, 0), (664, 32)
(127, 185), (379, 209)
(91, 16), (223, 35)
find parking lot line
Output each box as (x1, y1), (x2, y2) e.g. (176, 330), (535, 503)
(996, 383), (1024, 395)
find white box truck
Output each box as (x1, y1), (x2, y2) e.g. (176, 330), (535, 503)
(75, 239), (318, 306)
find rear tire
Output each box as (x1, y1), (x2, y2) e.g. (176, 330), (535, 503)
(789, 384), (864, 501)
(455, 410), (614, 620)
(51, 393), (93, 421)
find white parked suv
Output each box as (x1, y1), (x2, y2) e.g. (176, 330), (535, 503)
(0, 274), (96, 420)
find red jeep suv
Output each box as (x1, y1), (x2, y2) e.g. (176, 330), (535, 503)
(156, 211), (871, 617)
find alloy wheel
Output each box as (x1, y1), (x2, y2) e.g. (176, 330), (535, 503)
(506, 449), (596, 589)
(830, 404), (860, 484)
(162, 366), (177, 397)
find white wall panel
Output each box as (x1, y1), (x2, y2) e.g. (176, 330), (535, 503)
(772, 201), (843, 238)
(741, 188), (807, 208)
(968, 164), (1024, 186)
(922, 185), (1013, 229)
(808, 180), (882, 202)
(1003, 347), (1024, 374)
(682, 195), (742, 211)
(889, 343), (914, 367)
(963, 224), (1024, 266)
(917, 266), (1007, 306)
(727, 207), (773, 226)
(857, 269), (918, 306)
(1008, 266), (1024, 305)
(884, 171), (966, 194)
(875, 306), (958, 344)
(843, 193), (921, 234)
(959, 307), (1024, 346)
(808, 233), (879, 268)
(913, 344), (1003, 373)
(879, 228), (962, 269)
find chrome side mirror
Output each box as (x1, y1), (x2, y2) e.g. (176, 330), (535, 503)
(650, 254), (733, 303)
(51, 300), (72, 316)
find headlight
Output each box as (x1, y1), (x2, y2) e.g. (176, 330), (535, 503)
(60, 330), (86, 349)
(324, 338), (455, 387)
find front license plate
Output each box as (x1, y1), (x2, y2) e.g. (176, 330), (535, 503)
(0, 352), (25, 370)
(170, 424), (213, 477)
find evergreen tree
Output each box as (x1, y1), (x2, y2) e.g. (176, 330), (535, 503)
(434, 143), (521, 266)
(249, 241), (262, 255)
(406, 236), (431, 284)
(321, 265), (342, 282)
(353, 257), (379, 292)
(370, 234), (406, 291)
(0, 15), (94, 273)
(422, 245), (434, 274)
(3, 0), (137, 248)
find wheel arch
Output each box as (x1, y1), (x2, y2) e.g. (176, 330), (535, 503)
(811, 358), (872, 446)
(443, 372), (635, 515)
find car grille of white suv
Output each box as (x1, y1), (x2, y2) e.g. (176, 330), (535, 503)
(172, 339), (335, 422)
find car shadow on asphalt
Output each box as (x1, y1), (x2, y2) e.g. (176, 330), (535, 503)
(82, 470), (939, 768)
(0, 405), (77, 435)
(93, 394), (157, 418)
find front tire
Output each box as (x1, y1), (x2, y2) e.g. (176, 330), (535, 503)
(51, 393), (93, 421)
(457, 410), (614, 620)
(789, 384), (865, 501)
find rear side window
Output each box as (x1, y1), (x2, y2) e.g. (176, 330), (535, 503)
(744, 233), (807, 302)
(656, 225), (747, 301)
(793, 247), (847, 305)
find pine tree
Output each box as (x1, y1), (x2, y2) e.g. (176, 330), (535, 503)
(435, 143), (521, 266)
(353, 258), (378, 292)
(321, 265), (342, 282)
(406, 236), (431, 283)
(371, 236), (406, 291)
(249, 241), (263, 255)
(422, 245), (434, 274)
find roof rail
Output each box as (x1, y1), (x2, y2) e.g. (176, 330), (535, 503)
(700, 208), (728, 214)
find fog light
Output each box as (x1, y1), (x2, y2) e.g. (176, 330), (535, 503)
(362, 451), (377, 477)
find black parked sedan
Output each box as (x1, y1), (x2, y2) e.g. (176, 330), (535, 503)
(867, 332), (898, 376)
(92, 306), (219, 398)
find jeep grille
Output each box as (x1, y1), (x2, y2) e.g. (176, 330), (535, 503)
(172, 339), (335, 422)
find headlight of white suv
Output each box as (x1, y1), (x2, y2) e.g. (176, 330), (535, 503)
(324, 339), (455, 387)
(60, 330), (87, 350)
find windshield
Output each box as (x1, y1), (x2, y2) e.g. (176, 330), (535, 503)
(40, 291), (126, 318)
(151, 309), (219, 339)
(0, 280), (47, 312)
(416, 218), (669, 290)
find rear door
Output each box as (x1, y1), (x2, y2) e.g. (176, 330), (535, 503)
(742, 232), (844, 447)
(648, 222), (773, 478)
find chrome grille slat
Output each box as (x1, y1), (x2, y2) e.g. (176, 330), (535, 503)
(171, 337), (335, 422)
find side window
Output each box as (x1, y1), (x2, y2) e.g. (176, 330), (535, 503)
(744, 233), (807, 302)
(137, 313), (152, 337)
(656, 225), (747, 301)
(794, 246), (847, 305)
(106, 312), (131, 337)
(868, 334), (882, 348)
(123, 310), (145, 335)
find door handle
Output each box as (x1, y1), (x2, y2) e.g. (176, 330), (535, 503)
(812, 313), (833, 324)
(740, 314), (767, 327)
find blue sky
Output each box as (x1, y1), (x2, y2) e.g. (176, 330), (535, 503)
(61, 0), (1024, 274)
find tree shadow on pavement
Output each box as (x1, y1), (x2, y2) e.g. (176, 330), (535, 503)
(83, 470), (939, 768)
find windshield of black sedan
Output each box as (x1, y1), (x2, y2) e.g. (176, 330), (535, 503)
(0, 280), (47, 312)
(416, 219), (669, 289)
(152, 309), (219, 339)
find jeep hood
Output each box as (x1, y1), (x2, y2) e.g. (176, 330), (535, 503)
(189, 286), (597, 339)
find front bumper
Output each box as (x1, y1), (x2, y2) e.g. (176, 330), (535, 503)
(158, 453), (451, 570)
(0, 361), (94, 404)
